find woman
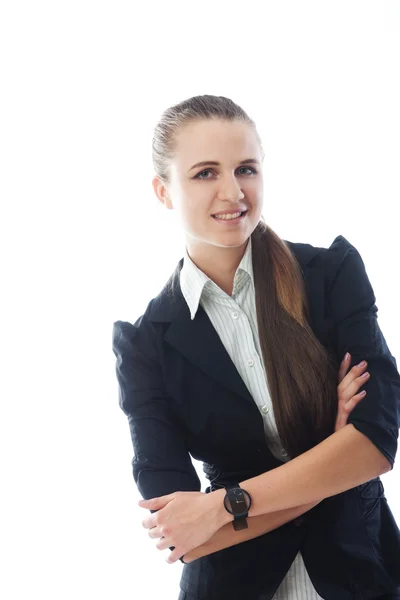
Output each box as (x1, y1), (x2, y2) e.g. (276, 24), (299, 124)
(112, 95), (400, 599)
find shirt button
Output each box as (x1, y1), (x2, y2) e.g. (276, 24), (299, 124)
(247, 358), (254, 367)
(261, 405), (269, 414)
(232, 312), (239, 319)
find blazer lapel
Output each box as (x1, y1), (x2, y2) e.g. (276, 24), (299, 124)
(149, 238), (325, 408)
(150, 260), (256, 408)
(166, 302), (256, 407)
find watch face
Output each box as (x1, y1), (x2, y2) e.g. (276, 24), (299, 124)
(224, 487), (251, 516)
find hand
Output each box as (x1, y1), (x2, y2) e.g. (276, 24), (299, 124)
(335, 353), (369, 432)
(138, 490), (224, 564)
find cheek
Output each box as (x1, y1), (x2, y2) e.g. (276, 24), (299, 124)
(178, 202), (209, 231)
(184, 194), (211, 218)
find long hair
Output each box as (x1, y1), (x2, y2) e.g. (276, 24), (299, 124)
(152, 94), (338, 460)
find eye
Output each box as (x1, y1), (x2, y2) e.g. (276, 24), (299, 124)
(194, 169), (213, 180)
(194, 166), (258, 180)
(238, 166), (257, 175)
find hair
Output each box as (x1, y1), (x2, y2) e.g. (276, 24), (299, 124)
(152, 94), (339, 460)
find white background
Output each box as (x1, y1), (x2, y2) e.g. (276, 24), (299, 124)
(1, 1), (399, 598)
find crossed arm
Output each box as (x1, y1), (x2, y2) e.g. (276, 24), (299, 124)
(183, 424), (391, 562)
(183, 423), (391, 563)
(184, 498), (318, 562)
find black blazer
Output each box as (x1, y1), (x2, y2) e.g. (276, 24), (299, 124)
(112, 235), (400, 600)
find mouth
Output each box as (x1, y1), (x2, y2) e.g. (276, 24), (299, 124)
(211, 209), (248, 223)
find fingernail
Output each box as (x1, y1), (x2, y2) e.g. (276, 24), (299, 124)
(361, 371), (369, 378)
(358, 361), (367, 367)
(344, 353), (350, 361)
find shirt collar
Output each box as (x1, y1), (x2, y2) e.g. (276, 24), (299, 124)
(180, 235), (254, 320)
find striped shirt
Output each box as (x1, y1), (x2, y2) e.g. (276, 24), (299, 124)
(179, 235), (324, 600)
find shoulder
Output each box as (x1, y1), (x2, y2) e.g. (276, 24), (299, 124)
(112, 259), (183, 357)
(320, 234), (363, 268)
(287, 234), (362, 275)
(287, 235), (374, 312)
(283, 235), (363, 281)
(316, 235), (376, 321)
(112, 298), (158, 357)
(319, 235), (372, 293)
(288, 233), (358, 258)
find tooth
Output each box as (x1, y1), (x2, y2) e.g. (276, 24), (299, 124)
(215, 212), (241, 220)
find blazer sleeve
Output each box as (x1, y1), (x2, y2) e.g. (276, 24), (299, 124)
(325, 235), (400, 470)
(112, 319), (201, 501)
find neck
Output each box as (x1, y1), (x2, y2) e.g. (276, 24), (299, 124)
(185, 238), (249, 295)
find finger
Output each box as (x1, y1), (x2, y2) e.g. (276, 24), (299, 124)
(139, 495), (173, 511)
(339, 362), (367, 391)
(340, 372), (370, 402)
(338, 361), (368, 393)
(335, 391), (367, 431)
(148, 526), (163, 539)
(338, 353), (351, 383)
(156, 536), (173, 551)
(141, 514), (157, 530)
(344, 390), (367, 412)
(166, 546), (183, 564)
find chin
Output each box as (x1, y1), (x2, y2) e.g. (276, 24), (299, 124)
(210, 234), (251, 248)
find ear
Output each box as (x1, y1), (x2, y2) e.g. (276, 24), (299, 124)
(152, 175), (174, 210)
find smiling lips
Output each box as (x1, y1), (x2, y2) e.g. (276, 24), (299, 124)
(214, 212), (243, 220)
(212, 210), (248, 223)
(211, 209), (247, 220)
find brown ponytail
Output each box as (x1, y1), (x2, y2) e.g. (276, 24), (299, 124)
(251, 220), (338, 459)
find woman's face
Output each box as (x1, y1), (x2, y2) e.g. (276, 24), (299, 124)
(154, 118), (264, 252)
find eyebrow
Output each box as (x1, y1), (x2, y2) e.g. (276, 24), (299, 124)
(188, 158), (261, 172)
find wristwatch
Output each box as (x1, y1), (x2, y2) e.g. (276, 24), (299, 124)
(223, 483), (252, 531)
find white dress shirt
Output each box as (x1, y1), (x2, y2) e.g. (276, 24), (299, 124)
(179, 235), (324, 600)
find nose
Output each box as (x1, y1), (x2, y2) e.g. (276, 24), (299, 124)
(216, 174), (245, 201)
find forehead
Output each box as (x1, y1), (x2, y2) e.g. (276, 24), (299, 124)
(173, 119), (260, 165)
